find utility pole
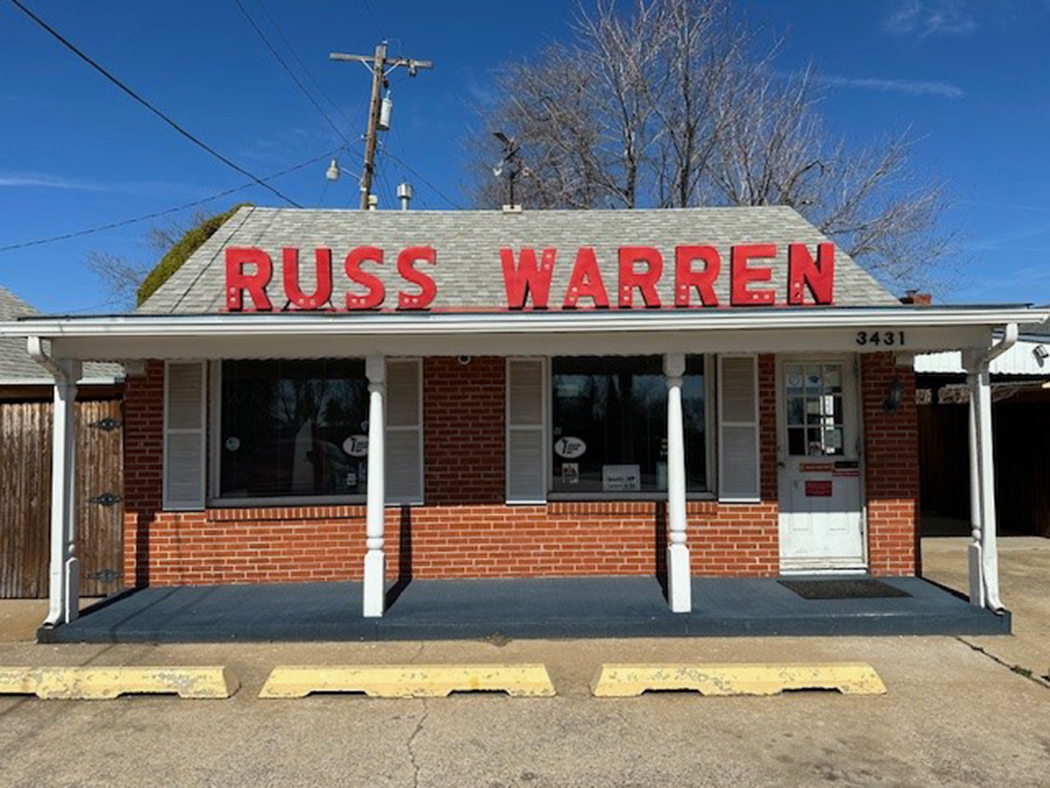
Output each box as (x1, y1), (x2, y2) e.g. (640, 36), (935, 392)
(331, 43), (432, 210)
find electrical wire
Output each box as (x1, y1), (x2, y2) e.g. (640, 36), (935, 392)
(8, 0), (303, 207)
(234, 0), (349, 146)
(253, 0), (355, 129)
(0, 148), (344, 254)
(362, 0), (385, 40)
(384, 149), (463, 209)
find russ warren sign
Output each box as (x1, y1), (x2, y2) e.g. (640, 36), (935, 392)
(223, 242), (834, 312)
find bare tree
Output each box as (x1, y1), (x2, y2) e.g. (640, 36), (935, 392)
(469, 0), (952, 288)
(86, 251), (151, 310)
(86, 210), (210, 308)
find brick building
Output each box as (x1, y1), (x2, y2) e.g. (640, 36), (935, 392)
(3, 205), (1044, 627)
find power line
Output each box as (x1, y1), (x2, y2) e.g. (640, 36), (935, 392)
(362, 0), (385, 40)
(253, 0), (354, 129)
(0, 148), (343, 254)
(9, 0), (303, 207)
(384, 149), (463, 209)
(234, 0), (349, 145)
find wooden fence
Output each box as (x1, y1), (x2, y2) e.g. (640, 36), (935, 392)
(918, 399), (1050, 537)
(0, 398), (124, 598)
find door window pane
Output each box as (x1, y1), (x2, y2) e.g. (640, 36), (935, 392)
(219, 359), (368, 499)
(785, 363), (846, 457)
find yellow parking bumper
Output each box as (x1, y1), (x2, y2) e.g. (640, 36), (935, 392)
(591, 662), (886, 697)
(259, 664), (556, 698)
(0, 666), (239, 700)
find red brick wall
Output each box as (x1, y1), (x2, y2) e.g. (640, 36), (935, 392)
(861, 353), (920, 576)
(121, 352), (917, 587)
(423, 357), (505, 504)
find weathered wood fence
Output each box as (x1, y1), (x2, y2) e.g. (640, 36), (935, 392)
(918, 399), (1050, 537)
(0, 398), (123, 598)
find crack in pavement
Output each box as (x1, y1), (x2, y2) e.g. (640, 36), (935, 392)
(407, 697), (428, 788)
(955, 636), (1050, 690)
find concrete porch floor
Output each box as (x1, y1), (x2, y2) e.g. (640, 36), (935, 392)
(39, 574), (1008, 643)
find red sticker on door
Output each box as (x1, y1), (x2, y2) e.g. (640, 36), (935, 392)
(805, 480), (833, 497)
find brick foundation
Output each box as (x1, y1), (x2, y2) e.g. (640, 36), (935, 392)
(122, 352), (917, 587)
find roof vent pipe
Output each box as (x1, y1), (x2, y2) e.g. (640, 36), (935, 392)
(397, 182), (413, 211)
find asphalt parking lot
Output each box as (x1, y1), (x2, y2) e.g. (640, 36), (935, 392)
(0, 538), (1047, 787)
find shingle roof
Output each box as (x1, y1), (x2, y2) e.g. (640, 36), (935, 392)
(137, 205), (900, 314)
(0, 287), (122, 383)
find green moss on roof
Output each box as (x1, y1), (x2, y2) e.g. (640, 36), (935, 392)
(136, 203), (251, 307)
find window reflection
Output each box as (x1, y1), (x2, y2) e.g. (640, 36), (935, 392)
(551, 356), (707, 494)
(219, 359), (368, 499)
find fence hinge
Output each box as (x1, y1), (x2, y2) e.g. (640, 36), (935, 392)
(89, 417), (123, 432)
(86, 568), (121, 584)
(89, 492), (122, 507)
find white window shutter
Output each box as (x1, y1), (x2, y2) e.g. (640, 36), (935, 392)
(164, 361), (206, 510)
(718, 355), (760, 502)
(506, 358), (547, 504)
(386, 358), (424, 504)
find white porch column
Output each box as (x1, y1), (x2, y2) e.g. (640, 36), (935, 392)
(971, 361), (1003, 611)
(363, 355), (387, 618)
(965, 360), (985, 608)
(46, 359), (82, 627)
(664, 353), (692, 613)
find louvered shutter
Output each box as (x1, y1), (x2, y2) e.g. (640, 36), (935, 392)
(163, 361), (206, 510)
(506, 358), (547, 504)
(718, 355), (760, 502)
(386, 358), (424, 504)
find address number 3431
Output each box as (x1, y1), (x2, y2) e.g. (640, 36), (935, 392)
(856, 330), (905, 347)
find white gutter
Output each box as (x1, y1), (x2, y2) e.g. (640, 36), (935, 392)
(980, 322), (1018, 365)
(1, 306), (1048, 339)
(27, 336), (67, 380)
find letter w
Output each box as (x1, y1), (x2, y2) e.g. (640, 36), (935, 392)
(500, 248), (556, 309)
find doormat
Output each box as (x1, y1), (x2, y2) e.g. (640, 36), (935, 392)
(777, 579), (912, 600)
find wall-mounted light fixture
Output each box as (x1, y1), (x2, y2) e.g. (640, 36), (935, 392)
(883, 376), (905, 413)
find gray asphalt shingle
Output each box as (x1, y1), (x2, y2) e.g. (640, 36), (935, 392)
(138, 205), (900, 315)
(0, 287), (122, 383)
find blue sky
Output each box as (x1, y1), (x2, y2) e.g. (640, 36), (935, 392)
(1, 0), (1048, 312)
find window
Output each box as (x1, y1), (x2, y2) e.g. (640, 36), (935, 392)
(218, 359), (369, 500)
(550, 355), (707, 495)
(784, 362), (845, 457)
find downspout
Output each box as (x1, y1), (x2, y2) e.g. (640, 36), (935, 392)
(973, 323), (1018, 612)
(28, 336), (80, 628)
(980, 323), (1018, 367)
(27, 336), (65, 380)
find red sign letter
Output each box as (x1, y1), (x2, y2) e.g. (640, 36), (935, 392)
(563, 247), (610, 309)
(225, 247), (273, 312)
(674, 246), (720, 307)
(730, 244), (777, 306)
(501, 248), (555, 310)
(397, 246), (438, 310)
(787, 242), (834, 306)
(282, 248), (333, 310)
(344, 246), (385, 310)
(618, 247), (663, 308)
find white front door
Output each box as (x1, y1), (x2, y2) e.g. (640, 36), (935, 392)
(777, 357), (866, 572)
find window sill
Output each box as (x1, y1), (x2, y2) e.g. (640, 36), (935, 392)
(206, 497), (366, 522)
(546, 492), (716, 502)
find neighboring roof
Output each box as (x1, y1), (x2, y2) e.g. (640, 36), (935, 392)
(137, 205), (901, 315)
(0, 287), (122, 384)
(916, 333), (1050, 377)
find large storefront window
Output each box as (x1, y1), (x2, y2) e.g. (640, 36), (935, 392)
(551, 355), (707, 494)
(218, 359), (369, 500)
